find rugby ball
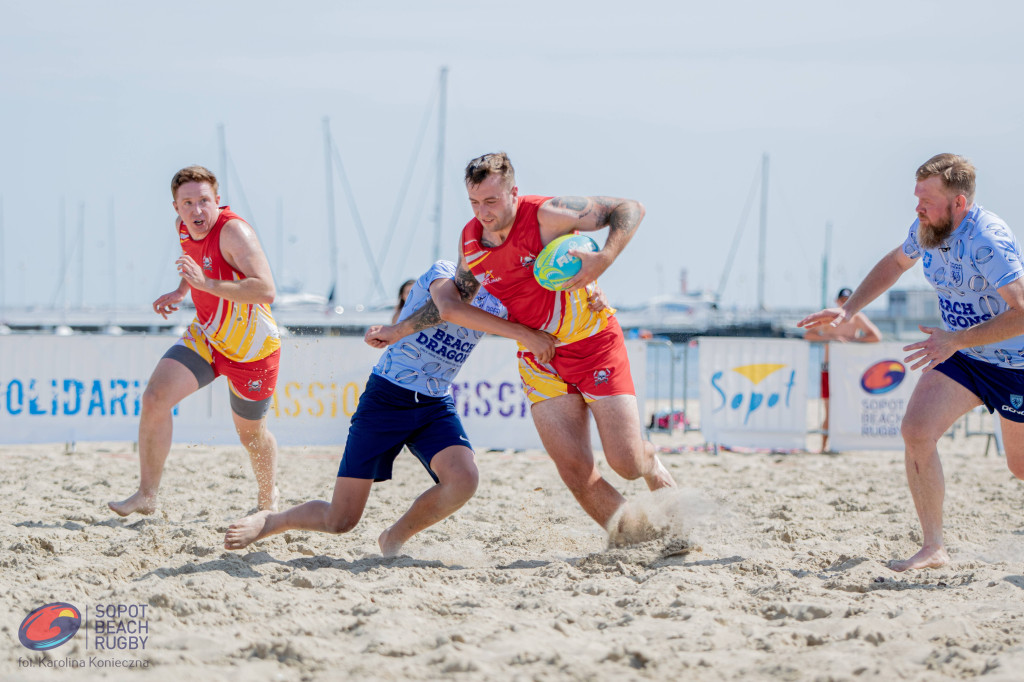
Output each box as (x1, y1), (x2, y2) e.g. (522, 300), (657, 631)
(533, 234), (599, 291)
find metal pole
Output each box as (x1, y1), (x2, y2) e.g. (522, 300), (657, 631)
(682, 341), (689, 432)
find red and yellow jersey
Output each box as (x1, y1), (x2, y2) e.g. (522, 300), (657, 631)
(177, 207), (280, 363)
(460, 195), (612, 346)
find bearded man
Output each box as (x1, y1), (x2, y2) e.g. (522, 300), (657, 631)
(799, 153), (1024, 572)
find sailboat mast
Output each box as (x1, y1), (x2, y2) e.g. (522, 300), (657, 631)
(821, 220), (832, 309)
(59, 198), (67, 321)
(0, 196), (5, 320)
(276, 198), (285, 288)
(109, 199), (116, 323)
(323, 117), (339, 302)
(757, 153), (769, 312)
(432, 66), (448, 262)
(77, 202), (85, 308)
(218, 124), (228, 204)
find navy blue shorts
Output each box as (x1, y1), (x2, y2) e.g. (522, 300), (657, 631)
(935, 351), (1024, 422)
(337, 374), (472, 483)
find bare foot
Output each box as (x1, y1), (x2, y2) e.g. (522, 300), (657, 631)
(108, 491), (156, 517)
(643, 454), (677, 491)
(378, 526), (404, 558)
(224, 510), (272, 550)
(889, 544), (950, 572)
(259, 486), (280, 512)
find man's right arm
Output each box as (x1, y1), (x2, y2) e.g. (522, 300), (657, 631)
(842, 247), (915, 317)
(799, 246), (915, 330)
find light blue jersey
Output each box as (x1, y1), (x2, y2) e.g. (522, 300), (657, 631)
(901, 205), (1024, 368)
(371, 261), (507, 396)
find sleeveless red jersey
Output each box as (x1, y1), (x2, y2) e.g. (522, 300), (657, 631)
(461, 195), (612, 345)
(177, 207), (280, 362)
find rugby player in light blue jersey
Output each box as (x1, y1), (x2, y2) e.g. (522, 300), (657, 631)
(799, 154), (1024, 572)
(225, 261), (556, 558)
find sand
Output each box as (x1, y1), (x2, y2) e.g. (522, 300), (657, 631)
(2, 426), (1024, 681)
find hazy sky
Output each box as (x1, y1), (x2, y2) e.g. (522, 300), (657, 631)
(3, 0), (1024, 314)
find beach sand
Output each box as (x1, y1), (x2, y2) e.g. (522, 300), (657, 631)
(2, 427), (1024, 681)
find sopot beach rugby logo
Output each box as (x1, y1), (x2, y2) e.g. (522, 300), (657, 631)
(860, 360), (906, 395)
(18, 602), (82, 651)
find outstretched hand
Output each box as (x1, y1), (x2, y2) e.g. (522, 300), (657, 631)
(797, 307), (847, 331)
(365, 324), (400, 348)
(153, 290), (186, 319)
(903, 325), (959, 371)
(563, 249), (612, 292)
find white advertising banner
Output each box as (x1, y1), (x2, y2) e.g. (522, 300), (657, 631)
(0, 335), (647, 451)
(828, 342), (921, 452)
(698, 337), (809, 450)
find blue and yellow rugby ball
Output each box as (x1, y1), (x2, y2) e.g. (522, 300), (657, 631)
(533, 234), (599, 291)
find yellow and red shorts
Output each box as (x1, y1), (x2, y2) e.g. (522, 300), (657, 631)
(169, 322), (280, 402)
(518, 317), (635, 404)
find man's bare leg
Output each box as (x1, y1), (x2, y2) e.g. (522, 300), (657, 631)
(378, 445), (478, 557)
(224, 476), (373, 550)
(822, 398), (830, 453)
(1001, 418), (1024, 480)
(109, 358), (199, 516)
(531, 394), (624, 527)
(590, 394), (676, 491)
(233, 410), (279, 511)
(890, 371), (980, 572)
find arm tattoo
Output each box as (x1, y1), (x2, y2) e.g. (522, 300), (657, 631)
(550, 196), (592, 218)
(399, 299), (443, 333)
(606, 198), (642, 240)
(454, 264), (480, 302)
(397, 265), (479, 333)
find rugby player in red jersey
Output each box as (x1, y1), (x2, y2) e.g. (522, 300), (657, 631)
(109, 166), (281, 517)
(377, 152), (676, 539)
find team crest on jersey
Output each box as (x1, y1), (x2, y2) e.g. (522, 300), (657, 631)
(480, 270), (502, 286)
(1012, 394), (1023, 409)
(520, 253), (536, 267)
(202, 256), (213, 272)
(593, 368), (611, 385)
(950, 262), (963, 287)
(246, 379), (263, 393)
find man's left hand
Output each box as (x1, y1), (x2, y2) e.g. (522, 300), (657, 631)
(903, 325), (960, 371)
(365, 324), (400, 348)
